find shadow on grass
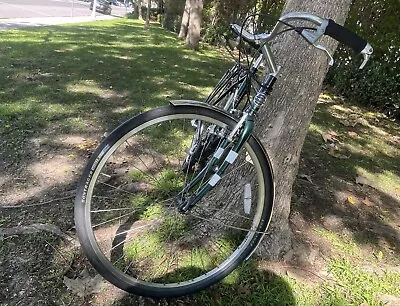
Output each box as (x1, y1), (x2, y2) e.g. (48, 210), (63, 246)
(0, 19), (231, 305)
(0, 18), (230, 175)
(110, 260), (296, 306)
(293, 100), (400, 257)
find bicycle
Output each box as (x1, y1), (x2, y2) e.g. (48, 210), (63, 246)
(74, 12), (373, 297)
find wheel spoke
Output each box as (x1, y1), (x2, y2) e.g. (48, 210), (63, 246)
(75, 106), (272, 296)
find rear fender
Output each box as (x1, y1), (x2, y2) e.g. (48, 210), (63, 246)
(169, 100), (237, 122)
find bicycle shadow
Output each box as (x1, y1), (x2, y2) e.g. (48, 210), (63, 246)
(108, 260), (296, 306)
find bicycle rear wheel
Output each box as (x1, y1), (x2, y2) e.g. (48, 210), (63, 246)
(74, 104), (274, 297)
(205, 62), (250, 111)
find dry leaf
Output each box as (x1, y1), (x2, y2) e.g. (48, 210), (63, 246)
(286, 270), (296, 279)
(322, 131), (338, 143)
(328, 144), (345, 158)
(377, 293), (400, 306)
(63, 269), (102, 298)
(322, 133), (333, 143)
(347, 196), (357, 205)
(348, 131), (358, 137)
(339, 119), (358, 127)
(362, 197), (373, 207)
(299, 174), (313, 184)
(356, 117), (369, 126)
(237, 283), (251, 295)
(355, 176), (372, 187)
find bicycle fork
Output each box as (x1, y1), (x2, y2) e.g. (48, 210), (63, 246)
(177, 114), (255, 213)
(177, 74), (277, 213)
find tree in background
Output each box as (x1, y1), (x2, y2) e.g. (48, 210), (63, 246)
(162, 0), (185, 32)
(138, 0), (143, 19)
(178, 0), (204, 50)
(144, 0), (151, 29)
(178, 0), (190, 39)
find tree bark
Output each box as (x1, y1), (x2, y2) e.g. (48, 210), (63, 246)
(144, 0), (151, 30)
(185, 0), (203, 50)
(254, 0), (352, 259)
(138, 0), (143, 20)
(178, 0), (190, 39)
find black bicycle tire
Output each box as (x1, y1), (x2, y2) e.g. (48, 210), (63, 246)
(75, 104), (274, 297)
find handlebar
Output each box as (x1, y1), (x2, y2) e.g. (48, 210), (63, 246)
(229, 12), (373, 69)
(325, 19), (366, 53)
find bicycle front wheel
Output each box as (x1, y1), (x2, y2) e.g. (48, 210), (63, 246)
(74, 104), (274, 297)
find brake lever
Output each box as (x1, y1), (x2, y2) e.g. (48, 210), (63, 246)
(314, 44), (334, 66)
(359, 43), (373, 69)
(301, 25), (334, 66)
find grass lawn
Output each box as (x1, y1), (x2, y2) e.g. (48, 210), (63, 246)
(0, 18), (399, 305)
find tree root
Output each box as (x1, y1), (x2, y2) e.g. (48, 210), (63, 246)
(1, 193), (75, 209)
(0, 223), (77, 244)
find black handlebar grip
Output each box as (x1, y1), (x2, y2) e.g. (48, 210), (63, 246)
(325, 19), (367, 53)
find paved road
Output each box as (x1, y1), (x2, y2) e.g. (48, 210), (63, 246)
(0, 0), (130, 19)
(0, 0), (133, 30)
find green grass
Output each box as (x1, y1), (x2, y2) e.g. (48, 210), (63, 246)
(0, 19), (230, 169)
(322, 258), (400, 306)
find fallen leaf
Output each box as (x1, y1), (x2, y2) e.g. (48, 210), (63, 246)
(327, 144), (347, 158)
(299, 174), (313, 184)
(347, 196), (357, 205)
(348, 131), (358, 137)
(362, 197), (374, 207)
(237, 283), (251, 295)
(356, 176), (373, 187)
(322, 131), (339, 143)
(356, 117), (369, 126)
(322, 133), (333, 143)
(63, 269), (102, 298)
(286, 270), (297, 279)
(377, 293), (400, 306)
(339, 119), (357, 127)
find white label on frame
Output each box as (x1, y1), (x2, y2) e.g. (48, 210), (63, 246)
(208, 174), (221, 186)
(213, 147), (224, 159)
(225, 151), (238, 164)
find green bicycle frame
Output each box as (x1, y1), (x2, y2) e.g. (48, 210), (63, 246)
(178, 73), (277, 212)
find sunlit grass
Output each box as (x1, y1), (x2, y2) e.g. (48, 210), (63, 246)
(315, 228), (360, 258)
(153, 168), (185, 197)
(356, 167), (400, 197)
(322, 258), (400, 306)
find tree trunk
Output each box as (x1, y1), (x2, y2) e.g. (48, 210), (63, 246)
(144, 0), (151, 30)
(178, 0), (190, 39)
(254, 0), (352, 259)
(185, 0), (203, 50)
(138, 0), (143, 20)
